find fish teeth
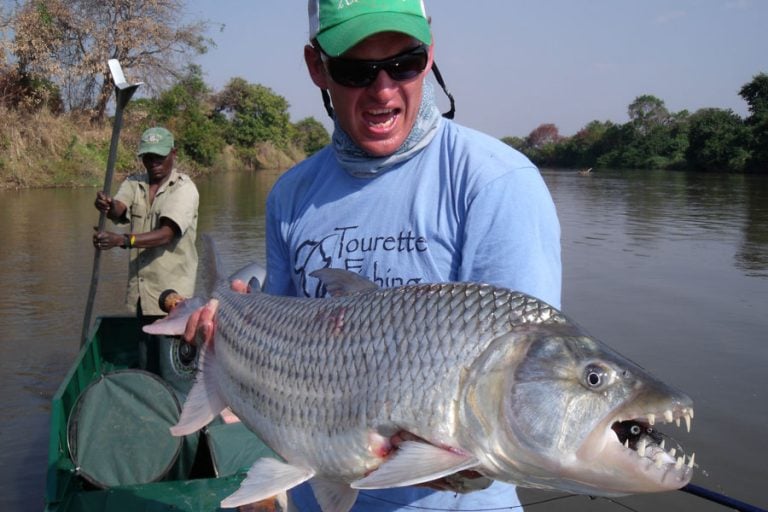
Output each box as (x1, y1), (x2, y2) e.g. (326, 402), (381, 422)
(688, 453), (696, 469)
(654, 452), (665, 468)
(669, 448), (676, 457)
(675, 417), (681, 428)
(684, 413), (691, 433)
(647, 413), (655, 425)
(637, 438), (647, 457)
(675, 456), (684, 470)
(664, 409), (674, 423)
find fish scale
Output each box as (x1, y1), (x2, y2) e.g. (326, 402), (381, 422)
(150, 238), (694, 509)
(211, 280), (566, 476)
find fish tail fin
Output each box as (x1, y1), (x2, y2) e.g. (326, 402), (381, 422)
(170, 341), (226, 436)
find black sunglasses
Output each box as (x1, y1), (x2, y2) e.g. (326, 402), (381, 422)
(321, 44), (430, 88)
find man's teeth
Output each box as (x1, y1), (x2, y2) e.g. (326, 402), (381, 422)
(368, 116), (396, 128)
(366, 111), (396, 128)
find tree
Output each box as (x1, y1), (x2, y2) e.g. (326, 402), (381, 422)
(521, 124), (562, 165)
(593, 97), (688, 170)
(293, 117), (330, 156)
(555, 120), (614, 167)
(739, 73), (768, 171)
(686, 108), (750, 172)
(500, 136), (526, 152)
(628, 94), (670, 136)
(7, 0), (211, 121)
(526, 123), (561, 149)
(739, 73), (768, 119)
(146, 65), (226, 167)
(214, 78), (295, 149)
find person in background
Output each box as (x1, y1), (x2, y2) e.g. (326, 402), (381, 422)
(93, 126), (199, 373)
(189, 0), (561, 510)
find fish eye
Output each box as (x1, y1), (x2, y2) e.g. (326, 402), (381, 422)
(584, 364), (612, 390)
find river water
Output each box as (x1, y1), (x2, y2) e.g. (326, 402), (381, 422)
(0, 168), (766, 511)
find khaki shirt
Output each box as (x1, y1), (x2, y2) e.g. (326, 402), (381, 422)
(114, 168), (199, 316)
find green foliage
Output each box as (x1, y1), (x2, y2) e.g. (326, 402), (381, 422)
(628, 94), (670, 136)
(686, 108), (750, 172)
(739, 73), (768, 171)
(293, 117), (330, 156)
(502, 76), (767, 173)
(508, 124), (563, 165)
(553, 121), (615, 167)
(215, 78), (296, 150)
(143, 65), (226, 167)
(739, 73), (768, 119)
(501, 136), (525, 151)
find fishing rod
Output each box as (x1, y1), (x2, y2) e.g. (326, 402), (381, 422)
(359, 482), (767, 511)
(681, 483), (767, 512)
(80, 59), (142, 346)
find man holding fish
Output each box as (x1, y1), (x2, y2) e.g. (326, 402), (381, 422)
(189, 0), (560, 510)
(163, 4), (696, 511)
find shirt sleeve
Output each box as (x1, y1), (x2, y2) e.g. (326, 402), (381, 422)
(458, 166), (562, 308)
(264, 191), (297, 296)
(160, 180), (199, 235)
(112, 179), (135, 225)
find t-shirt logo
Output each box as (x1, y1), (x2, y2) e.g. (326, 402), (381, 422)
(293, 225), (428, 297)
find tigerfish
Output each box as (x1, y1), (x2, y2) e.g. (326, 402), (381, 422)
(145, 235), (695, 511)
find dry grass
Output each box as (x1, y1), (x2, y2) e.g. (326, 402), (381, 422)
(0, 107), (302, 189)
(0, 107), (133, 189)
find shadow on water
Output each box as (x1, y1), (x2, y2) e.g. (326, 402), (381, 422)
(735, 174), (768, 277)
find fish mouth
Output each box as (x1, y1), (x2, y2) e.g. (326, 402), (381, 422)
(603, 404), (695, 490)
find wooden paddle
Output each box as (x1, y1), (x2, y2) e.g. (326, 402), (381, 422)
(80, 60), (142, 346)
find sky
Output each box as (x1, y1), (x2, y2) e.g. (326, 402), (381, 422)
(182, 0), (767, 138)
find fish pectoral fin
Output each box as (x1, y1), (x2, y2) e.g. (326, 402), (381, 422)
(351, 441), (479, 489)
(221, 458), (315, 508)
(142, 296), (207, 335)
(170, 343), (226, 436)
(310, 478), (359, 512)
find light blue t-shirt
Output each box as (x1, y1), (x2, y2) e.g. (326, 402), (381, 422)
(264, 118), (561, 510)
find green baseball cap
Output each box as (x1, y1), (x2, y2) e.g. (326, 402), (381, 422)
(137, 127), (174, 156)
(308, 0), (432, 57)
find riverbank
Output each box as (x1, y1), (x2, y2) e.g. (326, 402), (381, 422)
(0, 108), (300, 190)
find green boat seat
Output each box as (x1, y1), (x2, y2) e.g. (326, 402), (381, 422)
(205, 420), (280, 477)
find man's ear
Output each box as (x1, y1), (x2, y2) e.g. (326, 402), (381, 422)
(304, 44), (329, 89)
